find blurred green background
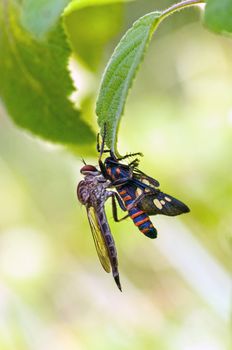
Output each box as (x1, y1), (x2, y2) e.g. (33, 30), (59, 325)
(0, 0), (231, 349)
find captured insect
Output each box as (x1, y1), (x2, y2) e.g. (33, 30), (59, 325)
(77, 128), (190, 291)
(77, 163), (128, 291)
(97, 130), (190, 239)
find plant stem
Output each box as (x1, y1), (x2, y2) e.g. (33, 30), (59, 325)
(160, 0), (205, 22)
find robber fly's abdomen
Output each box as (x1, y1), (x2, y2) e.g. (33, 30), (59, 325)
(118, 189), (157, 239)
(97, 208), (121, 289)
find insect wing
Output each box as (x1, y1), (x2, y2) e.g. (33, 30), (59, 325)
(132, 176), (159, 193)
(87, 206), (111, 273)
(133, 168), (160, 188)
(137, 191), (190, 217)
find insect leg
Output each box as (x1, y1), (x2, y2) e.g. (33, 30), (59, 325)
(113, 192), (127, 211)
(96, 132), (100, 152)
(97, 133), (110, 154)
(117, 152), (143, 160)
(111, 194), (129, 222)
(106, 190), (127, 211)
(97, 123), (111, 160)
(128, 158), (140, 168)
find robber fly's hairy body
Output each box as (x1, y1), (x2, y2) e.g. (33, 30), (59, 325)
(77, 165), (125, 291)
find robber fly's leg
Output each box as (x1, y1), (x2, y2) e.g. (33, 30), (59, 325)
(97, 123), (111, 159)
(106, 190), (127, 211)
(99, 123), (106, 159)
(97, 132), (100, 152)
(114, 192), (127, 211)
(111, 194), (129, 222)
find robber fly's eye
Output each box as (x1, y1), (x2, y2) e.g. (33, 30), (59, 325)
(80, 165), (98, 174)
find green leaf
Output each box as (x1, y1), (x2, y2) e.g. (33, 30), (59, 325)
(0, 1), (94, 146)
(96, 1), (204, 153)
(63, 0), (126, 71)
(21, 0), (70, 38)
(96, 12), (161, 152)
(64, 0), (128, 15)
(204, 0), (232, 34)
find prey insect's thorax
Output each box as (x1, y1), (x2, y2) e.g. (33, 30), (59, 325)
(106, 165), (120, 180)
(105, 160), (131, 182)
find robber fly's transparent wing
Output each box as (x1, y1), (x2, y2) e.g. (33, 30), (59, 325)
(86, 206), (111, 273)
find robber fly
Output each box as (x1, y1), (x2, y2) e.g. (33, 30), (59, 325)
(77, 163), (128, 291)
(97, 132), (190, 239)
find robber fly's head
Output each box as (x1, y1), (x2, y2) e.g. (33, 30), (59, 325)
(80, 164), (100, 176)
